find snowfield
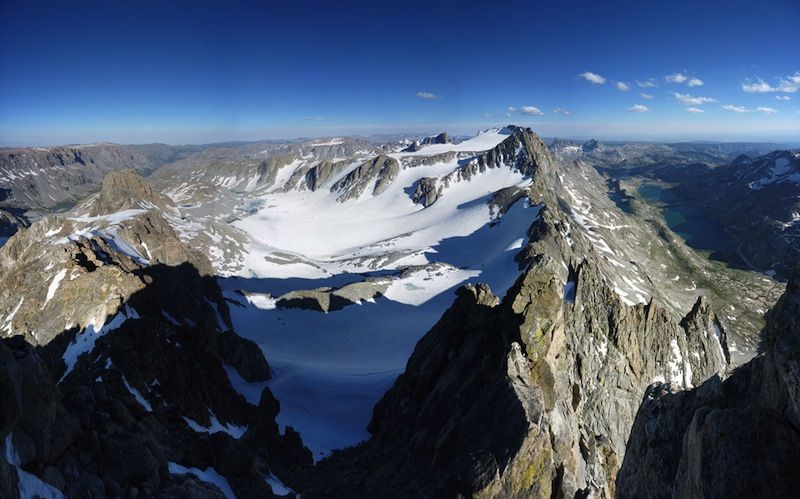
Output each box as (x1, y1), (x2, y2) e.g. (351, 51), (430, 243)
(234, 149), (528, 277)
(219, 129), (542, 458)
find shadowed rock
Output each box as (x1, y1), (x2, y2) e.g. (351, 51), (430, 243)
(616, 263), (800, 499)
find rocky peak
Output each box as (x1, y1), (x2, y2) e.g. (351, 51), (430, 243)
(0, 210), (210, 347)
(405, 127), (554, 210)
(304, 172), (728, 497)
(400, 132), (451, 152)
(582, 139), (600, 152)
(76, 169), (175, 217)
(421, 132), (450, 146)
(0, 260), (311, 497)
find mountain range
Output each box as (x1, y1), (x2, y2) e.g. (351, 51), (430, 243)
(0, 126), (797, 498)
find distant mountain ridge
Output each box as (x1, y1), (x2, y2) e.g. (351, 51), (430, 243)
(658, 150), (800, 280)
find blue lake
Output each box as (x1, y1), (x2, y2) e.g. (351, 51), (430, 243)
(637, 183), (740, 263)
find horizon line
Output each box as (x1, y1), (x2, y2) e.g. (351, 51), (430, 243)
(1, 122), (799, 149)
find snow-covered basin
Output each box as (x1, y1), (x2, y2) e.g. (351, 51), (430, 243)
(234, 143), (523, 275)
(224, 135), (540, 459)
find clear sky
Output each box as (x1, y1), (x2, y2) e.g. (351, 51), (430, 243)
(1, 0), (798, 145)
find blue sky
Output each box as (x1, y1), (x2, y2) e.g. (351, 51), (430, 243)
(1, 0), (798, 145)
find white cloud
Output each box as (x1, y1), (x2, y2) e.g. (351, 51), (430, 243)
(579, 71), (606, 84)
(615, 81), (630, 91)
(552, 108), (572, 115)
(687, 78), (704, 87)
(672, 92), (716, 106)
(508, 106), (545, 116)
(665, 72), (688, 84)
(300, 116), (327, 121)
(636, 79), (658, 88)
(416, 91), (440, 99)
(722, 104), (748, 113)
(741, 73), (800, 93)
(741, 79), (773, 93)
(627, 104), (649, 113)
(686, 107), (704, 113)
(640, 93), (654, 100)
(775, 95), (791, 101)
(757, 106), (778, 114)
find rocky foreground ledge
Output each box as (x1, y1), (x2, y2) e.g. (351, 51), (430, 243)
(617, 263), (800, 498)
(0, 171), (311, 498)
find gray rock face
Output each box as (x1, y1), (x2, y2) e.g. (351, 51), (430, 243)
(0, 208), (27, 238)
(149, 136), (381, 195)
(401, 132), (451, 152)
(616, 263), (800, 499)
(489, 186), (528, 216)
(305, 160), (350, 191)
(410, 177), (442, 207)
(282, 159), (351, 192)
(464, 125), (554, 180)
(0, 206), (208, 347)
(407, 126), (554, 208)
(275, 279), (389, 312)
(75, 168), (177, 217)
(331, 155), (400, 201)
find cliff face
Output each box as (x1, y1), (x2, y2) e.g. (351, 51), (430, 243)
(304, 130), (729, 498)
(617, 264), (800, 498)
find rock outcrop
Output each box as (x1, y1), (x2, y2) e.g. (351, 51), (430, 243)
(283, 159), (351, 192)
(75, 169), (176, 217)
(0, 186), (201, 347)
(401, 132), (451, 153)
(410, 177), (442, 207)
(275, 279), (389, 313)
(0, 171), (310, 498)
(616, 263), (800, 498)
(331, 155), (400, 201)
(0, 207), (27, 239)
